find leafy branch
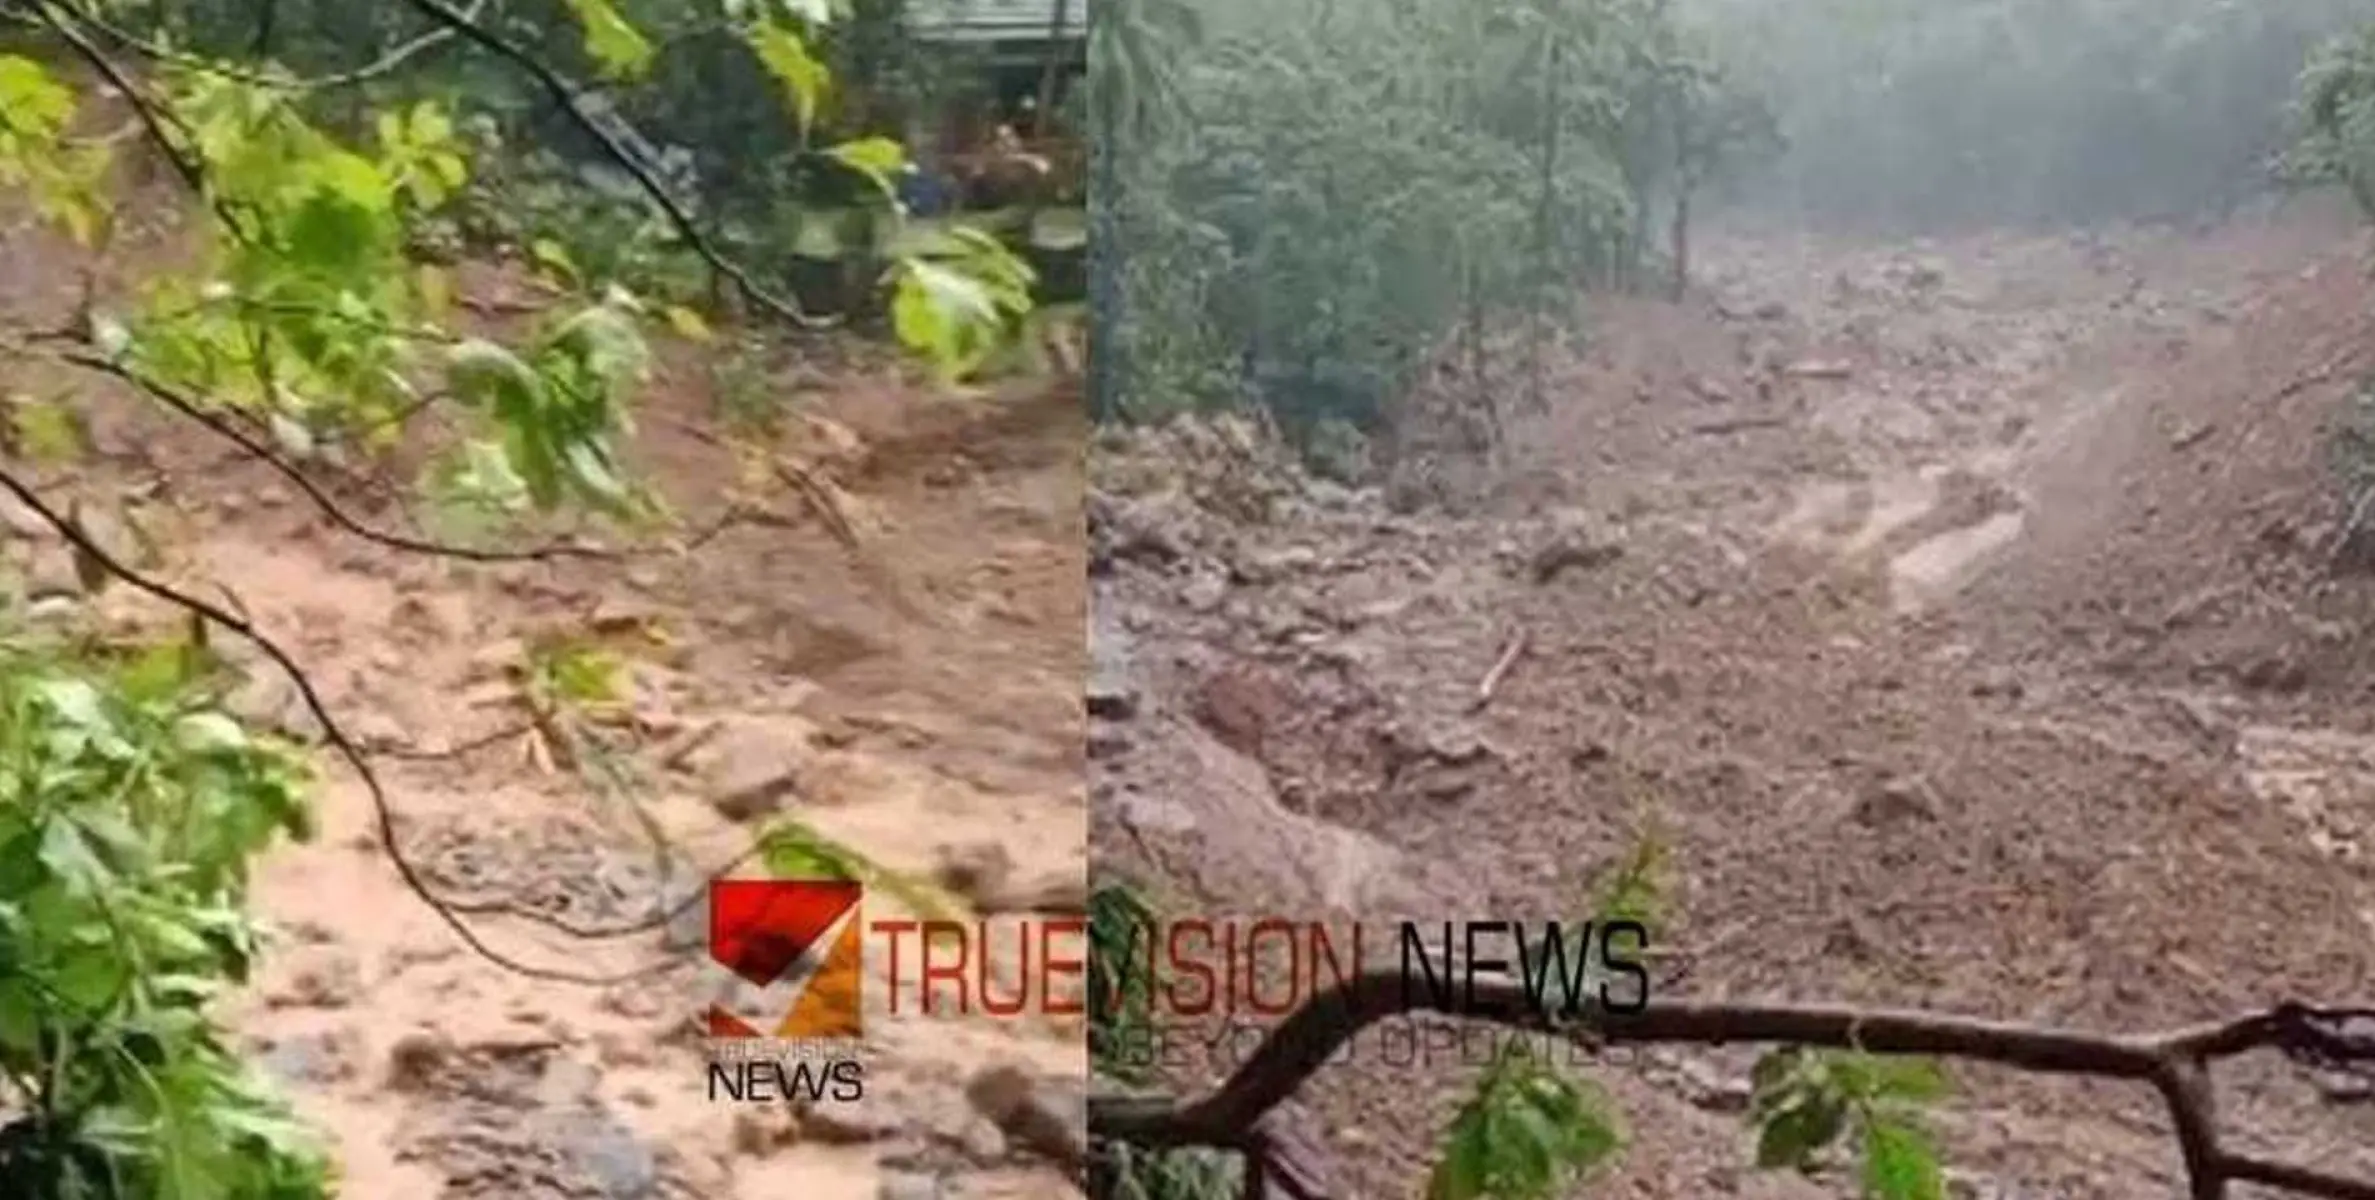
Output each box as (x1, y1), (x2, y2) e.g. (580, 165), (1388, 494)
(1091, 977), (2375, 1200)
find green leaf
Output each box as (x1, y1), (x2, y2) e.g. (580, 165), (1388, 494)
(174, 712), (249, 756)
(825, 136), (905, 197)
(1756, 1092), (1847, 1172)
(891, 259), (1001, 378)
(1862, 1120), (1945, 1200)
(11, 395), (87, 465)
(562, 0), (656, 80)
(748, 21), (831, 137)
(36, 678), (109, 733)
(445, 339), (544, 413)
(662, 304), (714, 343)
(531, 238), (581, 288)
(40, 818), (109, 896)
(0, 55), (73, 136)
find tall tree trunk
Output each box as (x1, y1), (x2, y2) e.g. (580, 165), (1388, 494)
(1670, 105), (1692, 302)
(1530, 32), (1560, 418)
(1087, 109), (1123, 422)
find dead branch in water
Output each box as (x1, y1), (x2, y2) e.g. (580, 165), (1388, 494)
(1090, 969), (2375, 1200)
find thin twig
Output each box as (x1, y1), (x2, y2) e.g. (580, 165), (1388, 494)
(0, 465), (699, 984)
(70, 0), (485, 90)
(396, 0), (839, 331)
(55, 350), (618, 563)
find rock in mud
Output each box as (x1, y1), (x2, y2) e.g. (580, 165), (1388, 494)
(931, 841), (1016, 907)
(695, 718), (809, 821)
(253, 1028), (362, 1088)
(964, 1064), (1085, 1169)
(268, 948), (365, 1009)
(797, 1097), (899, 1145)
(23, 545), (87, 598)
(1087, 725), (1130, 760)
(386, 1029), (454, 1093)
(1853, 775), (1938, 828)
(1085, 678), (1137, 721)
(1527, 514), (1624, 584)
(877, 1173), (945, 1200)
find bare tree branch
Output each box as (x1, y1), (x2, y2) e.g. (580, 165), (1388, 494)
(67, 0), (487, 90)
(54, 349), (621, 564)
(394, 0), (841, 331)
(1089, 969), (2375, 1200)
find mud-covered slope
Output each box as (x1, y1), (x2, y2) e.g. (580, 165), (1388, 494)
(1091, 197), (2375, 1199)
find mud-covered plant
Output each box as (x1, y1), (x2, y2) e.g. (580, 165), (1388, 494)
(1086, 877), (1244, 1200)
(759, 821), (965, 924)
(1747, 1047), (1952, 1200)
(0, 636), (328, 1199)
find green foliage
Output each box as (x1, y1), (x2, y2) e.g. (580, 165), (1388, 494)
(1431, 1042), (1623, 1200)
(1102, 0), (1767, 434)
(2288, 20), (2375, 215)
(0, 637), (329, 1199)
(758, 821), (966, 922)
(1084, 876), (1245, 1200)
(0, 7), (1056, 1195)
(1086, 877), (1158, 1083)
(1084, 838), (1963, 1200)
(1748, 1047), (1951, 1200)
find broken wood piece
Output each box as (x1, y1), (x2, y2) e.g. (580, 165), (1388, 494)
(1780, 360), (1853, 380)
(774, 457), (861, 549)
(1691, 415), (1791, 436)
(1469, 630), (1530, 713)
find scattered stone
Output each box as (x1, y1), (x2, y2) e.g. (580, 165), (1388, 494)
(1085, 677), (1137, 721)
(931, 841), (1016, 908)
(269, 949), (364, 1009)
(1181, 571), (1228, 613)
(1969, 669), (2025, 700)
(1230, 545), (1318, 586)
(1854, 775), (1938, 828)
(1528, 514), (1624, 584)
(225, 670), (324, 743)
(731, 1107), (798, 1157)
(981, 870), (1089, 916)
(2238, 654), (2309, 693)
(254, 1029), (362, 1088)
(877, 1173), (945, 1200)
(797, 1098), (898, 1145)
(964, 1064), (1085, 1168)
(467, 638), (526, 681)
(696, 719), (808, 822)
(949, 1115), (1007, 1164)
(1087, 726), (1130, 760)
(386, 1029), (453, 1093)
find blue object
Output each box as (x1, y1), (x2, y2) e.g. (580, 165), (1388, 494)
(898, 166), (957, 216)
